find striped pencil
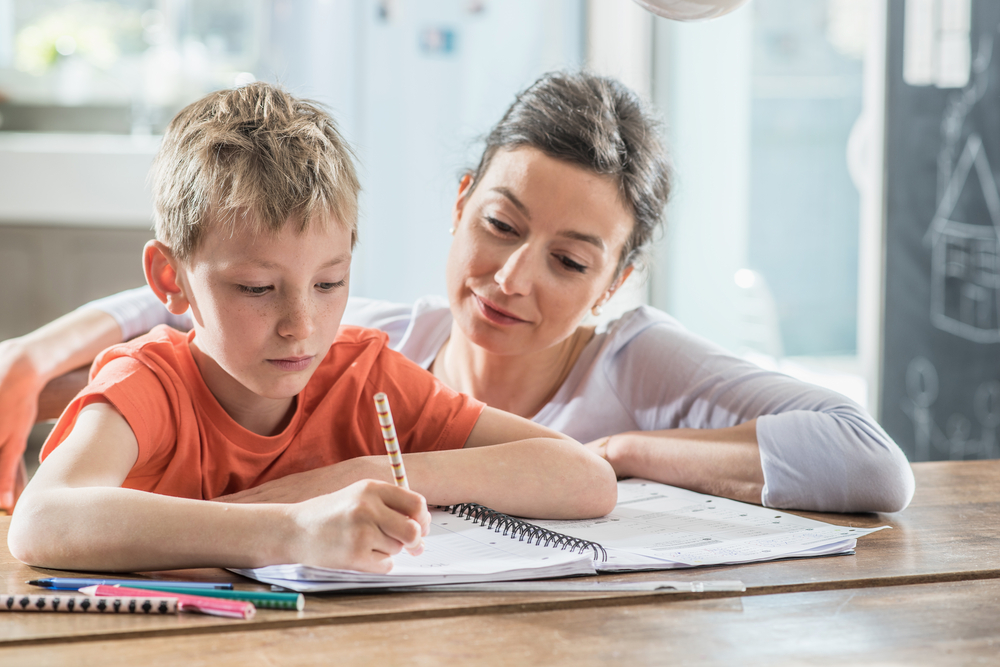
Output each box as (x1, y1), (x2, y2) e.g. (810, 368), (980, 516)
(374, 392), (408, 489)
(1, 593), (177, 614)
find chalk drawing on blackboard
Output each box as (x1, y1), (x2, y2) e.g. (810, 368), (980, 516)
(902, 356), (1000, 460)
(924, 134), (1000, 342)
(923, 32), (1000, 343)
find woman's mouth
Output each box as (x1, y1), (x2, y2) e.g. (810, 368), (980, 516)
(474, 294), (528, 326)
(267, 356), (315, 372)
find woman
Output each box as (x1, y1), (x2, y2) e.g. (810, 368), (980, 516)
(0, 72), (914, 514)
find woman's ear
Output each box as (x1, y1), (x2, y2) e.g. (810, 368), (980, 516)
(591, 265), (635, 315)
(451, 173), (474, 234)
(143, 241), (190, 315)
(606, 265), (635, 300)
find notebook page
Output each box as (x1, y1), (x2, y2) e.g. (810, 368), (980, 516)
(529, 479), (887, 568)
(232, 508), (595, 591)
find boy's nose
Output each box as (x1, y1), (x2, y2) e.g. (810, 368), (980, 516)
(278, 299), (316, 340)
(494, 244), (535, 296)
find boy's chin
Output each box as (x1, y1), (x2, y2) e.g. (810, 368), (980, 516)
(242, 374), (312, 400)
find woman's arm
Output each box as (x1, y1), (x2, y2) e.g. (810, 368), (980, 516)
(8, 402), (429, 572)
(0, 286), (187, 511)
(592, 311), (914, 514)
(0, 309), (123, 510)
(589, 420), (764, 504)
(216, 407), (618, 519)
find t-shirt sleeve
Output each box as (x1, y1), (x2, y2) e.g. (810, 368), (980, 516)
(609, 318), (914, 514)
(82, 285), (193, 340)
(41, 356), (178, 474)
(366, 347), (485, 454)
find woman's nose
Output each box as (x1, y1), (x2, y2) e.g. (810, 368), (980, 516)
(494, 244), (535, 296)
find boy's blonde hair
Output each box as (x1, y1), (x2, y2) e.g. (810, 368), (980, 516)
(151, 82), (359, 259)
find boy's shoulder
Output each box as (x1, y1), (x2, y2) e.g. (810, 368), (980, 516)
(90, 324), (191, 382)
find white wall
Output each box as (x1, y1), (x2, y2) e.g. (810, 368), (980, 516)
(650, 9), (753, 353)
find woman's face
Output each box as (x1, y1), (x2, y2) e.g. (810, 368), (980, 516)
(446, 146), (634, 357)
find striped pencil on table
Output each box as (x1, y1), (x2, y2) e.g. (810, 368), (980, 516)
(374, 392), (409, 489)
(1, 593), (177, 614)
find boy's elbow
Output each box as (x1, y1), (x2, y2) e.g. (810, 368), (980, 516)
(570, 450), (618, 518)
(8, 510), (47, 566)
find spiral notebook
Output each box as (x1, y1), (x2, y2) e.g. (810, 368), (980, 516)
(232, 479), (887, 592)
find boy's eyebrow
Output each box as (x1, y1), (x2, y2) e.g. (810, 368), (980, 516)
(236, 254), (351, 270)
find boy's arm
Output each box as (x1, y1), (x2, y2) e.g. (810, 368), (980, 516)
(8, 402), (428, 572)
(217, 407), (618, 519)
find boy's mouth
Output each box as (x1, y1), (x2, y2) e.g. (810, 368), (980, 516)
(267, 356), (315, 372)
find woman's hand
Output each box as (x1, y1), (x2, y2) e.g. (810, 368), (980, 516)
(285, 480), (430, 570)
(0, 338), (45, 511)
(582, 423), (765, 505)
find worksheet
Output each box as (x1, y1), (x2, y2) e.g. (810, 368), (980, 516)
(529, 479), (886, 569)
(233, 479), (887, 590)
(232, 510), (596, 592)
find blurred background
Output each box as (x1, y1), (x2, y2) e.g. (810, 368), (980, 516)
(6, 0), (982, 462)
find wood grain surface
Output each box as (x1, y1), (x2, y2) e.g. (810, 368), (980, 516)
(1, 461), (997, 651)
(3, 577), (999, 666)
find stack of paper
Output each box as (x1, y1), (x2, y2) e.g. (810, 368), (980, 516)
(233, 479), (886, 592)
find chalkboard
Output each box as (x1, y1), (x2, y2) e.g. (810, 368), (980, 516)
(882, 0), (1000, 461)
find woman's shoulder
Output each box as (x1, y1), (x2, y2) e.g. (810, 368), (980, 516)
(342, 295), (452, 366)
(596, 305), (719, 360)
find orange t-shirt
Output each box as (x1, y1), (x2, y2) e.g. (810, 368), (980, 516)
(41, 325), (485, 500)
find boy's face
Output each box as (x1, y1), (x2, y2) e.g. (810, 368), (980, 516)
(174, 214), (352, 406)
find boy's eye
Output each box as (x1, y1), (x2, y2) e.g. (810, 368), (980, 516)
(316, 280), (347, 291)
(237, 284), (272, 295)
(486, 217), (516, 235)
(556, 255), (587, 273)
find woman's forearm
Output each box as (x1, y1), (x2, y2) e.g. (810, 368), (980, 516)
(603, 420), (765, 505)
(18, 308), (124, 383)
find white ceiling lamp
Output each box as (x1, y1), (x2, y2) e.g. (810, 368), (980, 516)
(631, 0), (751, 22)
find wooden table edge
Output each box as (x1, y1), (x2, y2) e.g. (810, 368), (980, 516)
(5, 567), (1000, 649)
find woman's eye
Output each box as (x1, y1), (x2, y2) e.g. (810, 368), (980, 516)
(557, 255), (587, 273)
(486, 217), (516, 235)
(316, 280), (347, 291)
(237, 284), (271, 295)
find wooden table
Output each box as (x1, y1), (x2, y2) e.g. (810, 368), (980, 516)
(2, 461), (998, 665)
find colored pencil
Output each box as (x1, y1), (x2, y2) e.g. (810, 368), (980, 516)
(80, 585), (255, 620)
(112, 584), (304, 610)
(1, 593), (178, 614)
(28, 577), (233, 591)
(374, 392), (409, 489)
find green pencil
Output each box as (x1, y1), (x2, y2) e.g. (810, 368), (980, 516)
(112, 584), (304, 610)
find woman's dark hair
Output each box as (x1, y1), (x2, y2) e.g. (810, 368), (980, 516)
(468, 71), (673, 278)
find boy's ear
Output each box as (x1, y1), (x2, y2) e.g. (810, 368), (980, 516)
(143, 241), (190, 315)
(450, 173), (474, 234)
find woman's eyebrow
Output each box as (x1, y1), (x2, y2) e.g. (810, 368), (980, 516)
(489, 186), (604, 250)
(559, 230), (605, 251)
(490, 187), (531, 219)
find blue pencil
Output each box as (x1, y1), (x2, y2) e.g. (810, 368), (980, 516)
(27, 578), (233, 591)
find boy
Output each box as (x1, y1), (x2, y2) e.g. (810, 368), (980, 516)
(8, 83), (616, 574)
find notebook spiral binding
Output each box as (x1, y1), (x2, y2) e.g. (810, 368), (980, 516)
(444, 503), (608, 562)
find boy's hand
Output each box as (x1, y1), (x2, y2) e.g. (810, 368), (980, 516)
(0, 339), (44, 511)
(286, 479), (430, 573)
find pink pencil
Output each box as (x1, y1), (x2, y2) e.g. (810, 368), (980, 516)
(79, 585), (255, 620)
